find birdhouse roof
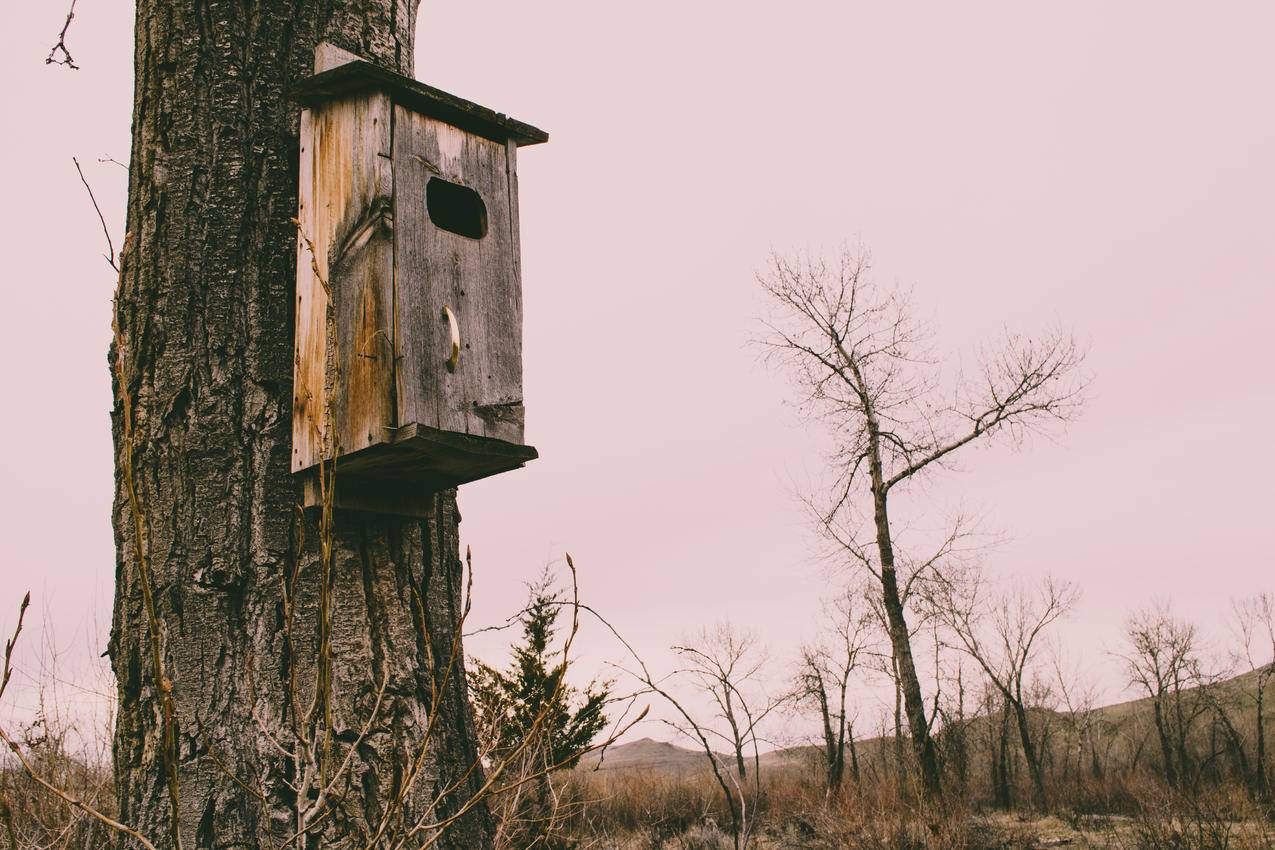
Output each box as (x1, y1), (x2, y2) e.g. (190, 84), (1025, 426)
(292, 60), (549, 147)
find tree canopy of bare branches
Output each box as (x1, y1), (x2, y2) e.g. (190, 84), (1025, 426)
(1226, 593), (1274, 800)
(1121, 603), (1207, 789)
(931, 571), (1080, 806)
(673, 623), (788, 783)
(792, 588), (875, 793)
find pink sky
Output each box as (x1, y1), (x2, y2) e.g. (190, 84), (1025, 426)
(1, 2), (1272, 736)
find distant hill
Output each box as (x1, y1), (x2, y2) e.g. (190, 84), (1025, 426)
(581, 737), (724, 773)
(578, 736), (829, 775)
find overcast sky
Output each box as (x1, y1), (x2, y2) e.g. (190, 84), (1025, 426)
(2, 2), (1273, 741)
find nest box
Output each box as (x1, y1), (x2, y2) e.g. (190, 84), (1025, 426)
(290, 58), (547, 514)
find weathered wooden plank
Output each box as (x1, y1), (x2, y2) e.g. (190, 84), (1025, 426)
(291, 93), (396, 473)
(355, 423), (535, 483)
(392, 106), (447, 435)
(300, 423), (538, 513)
(484, 138), (528, 443)
(293, 59), (549, 147)
(292, 106), (325, 472)
(393, 106), (525, 445)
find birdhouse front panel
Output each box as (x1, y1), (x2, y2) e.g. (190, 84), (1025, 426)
(290, 60), (547, 506)
(393, 108), (525, 446)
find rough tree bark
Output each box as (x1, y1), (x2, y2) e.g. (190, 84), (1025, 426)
(109, 3), (494, 847)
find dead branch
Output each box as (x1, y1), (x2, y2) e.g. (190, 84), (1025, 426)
(46, 1), (80, 69)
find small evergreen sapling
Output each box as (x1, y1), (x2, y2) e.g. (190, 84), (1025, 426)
(469, 568), (610, 846)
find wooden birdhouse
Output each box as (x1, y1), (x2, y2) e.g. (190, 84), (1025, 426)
(290, 56), (547, 514)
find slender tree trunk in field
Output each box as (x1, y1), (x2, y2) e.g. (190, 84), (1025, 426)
(109, 4), (493, 847)
(1152, 698), (1177, 788)
(1011, 698), (1046, 807)
(725, 690), (747, 779)
(814, 680), (843, 794)
(848, 723), (860, 785)
(994, 700), (1012, 810)
(892, 658), (906, 787)
(1257, 680), (1268, 801)
(868, 435), (941, 799)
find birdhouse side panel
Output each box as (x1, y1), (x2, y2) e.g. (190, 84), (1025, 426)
(476, 139), (527, 443)
(291, 94), (396, 474)
(392, 107), (524, 445)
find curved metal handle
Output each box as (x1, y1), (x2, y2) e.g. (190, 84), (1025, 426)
(442, 305), (460, 372)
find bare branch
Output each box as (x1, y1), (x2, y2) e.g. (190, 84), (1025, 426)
(73, 157), (118, 273)
(46, 1), (81, 70)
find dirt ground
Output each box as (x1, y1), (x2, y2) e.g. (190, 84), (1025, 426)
(598, 813), (1275, 850)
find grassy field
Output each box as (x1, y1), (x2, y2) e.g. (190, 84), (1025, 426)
(546, 763), (1275, 849)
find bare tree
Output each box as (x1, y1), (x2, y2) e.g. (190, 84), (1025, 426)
(603, 625), (761, 850)
(973, 681), (1015, 809)
(1227, 593), (1274, 800)
(933, 571), (1078, 806)
(792, 588), (875, 794)
(1051, 647), (1106, 789)
(1120, 603), (1207, 790)
(757, 248), (1086, 797)
(673, 623), (787, 784)
(934, 661), (972, 793)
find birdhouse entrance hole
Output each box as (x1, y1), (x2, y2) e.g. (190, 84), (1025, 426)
(426, 178), (488, 239)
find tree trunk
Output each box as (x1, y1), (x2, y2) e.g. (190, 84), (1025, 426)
(891, 659), (906, 788)
(815, 681), (842, 794)
(1171, 686), (1194, 788)
(1011, 697), (1046, 807)
(954, 671), (968, 792)
(1215, 709), (1251, 789)
(873, 487), (941, 799)
(994, 700), (1012, 810)
(847, 724), (860, 786)
(1255, 674), (1268, 802)
(109, 4), (493, 847)
(1153, 697), (1178, 788)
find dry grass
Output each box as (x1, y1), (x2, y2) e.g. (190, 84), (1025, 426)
(543, 765), (1275, 850)
(4, 731), (1274, 848)
(0, 713), (114, 849)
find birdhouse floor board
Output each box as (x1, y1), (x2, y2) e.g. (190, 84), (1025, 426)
(299, 424), (538, 514)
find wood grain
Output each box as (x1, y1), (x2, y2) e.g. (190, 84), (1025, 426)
(292, 92), (396, 472)
(393, 106), (526, 446)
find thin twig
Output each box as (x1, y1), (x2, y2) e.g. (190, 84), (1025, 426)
(46, 1), (80, 69)
(73, 157), (118, 273)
